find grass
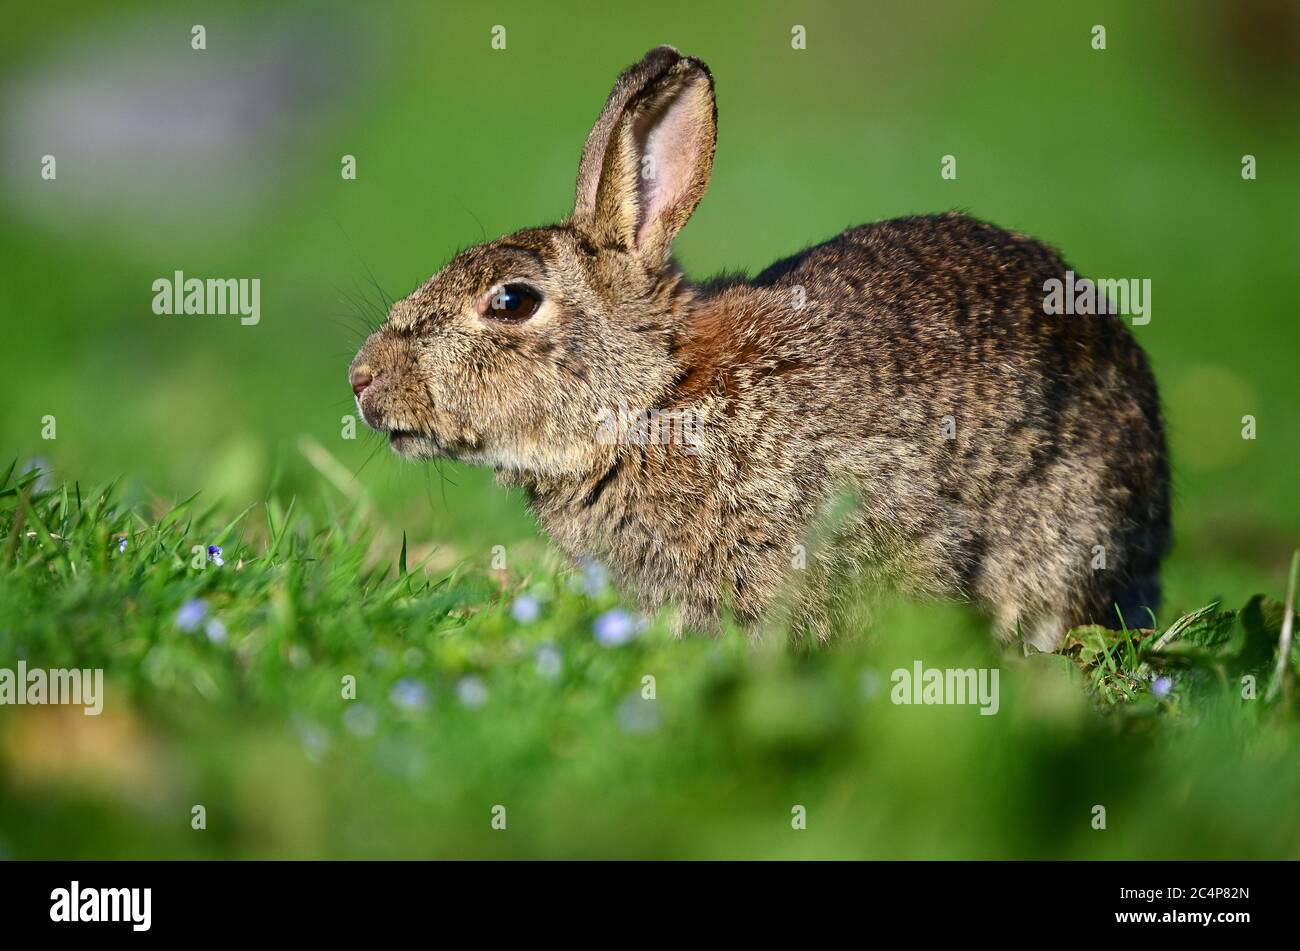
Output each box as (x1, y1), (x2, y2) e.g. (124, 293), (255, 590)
(2, 457), (1298, 860)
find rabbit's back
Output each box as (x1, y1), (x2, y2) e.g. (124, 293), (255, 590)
(732, 212), (1170, 644)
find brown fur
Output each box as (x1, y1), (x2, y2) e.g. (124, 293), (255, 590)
(349, 47), (1170, 648)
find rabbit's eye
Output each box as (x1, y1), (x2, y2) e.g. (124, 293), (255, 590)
(483, 283), (542, 322)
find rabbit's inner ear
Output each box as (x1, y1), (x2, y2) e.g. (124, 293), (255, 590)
(631, 72), (716, 255)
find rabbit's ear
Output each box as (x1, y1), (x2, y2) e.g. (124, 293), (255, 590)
(573, 47), (716, 263)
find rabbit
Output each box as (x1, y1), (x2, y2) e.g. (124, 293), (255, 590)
(348, 46), (1170, 649)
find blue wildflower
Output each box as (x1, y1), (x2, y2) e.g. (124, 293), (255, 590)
(204, 618), (227, 644)
(390, 677), (431, 712)
(1152, 675), (1173, 699)
(511, 595), (541, 624)
(583, 558), (609, 594)
(344, 703), (379, 737)
(535, 643), (563, 679)
(176, 598), (208, 631)
(300, 725), (330, 763)
(569, 556), (609, 596)
(19, 458), (53, 493)
(594, 608), (643, 647)
(457, 676), (489, 709)
(117, 537), (128, 553)
(207, 544), (224, 567)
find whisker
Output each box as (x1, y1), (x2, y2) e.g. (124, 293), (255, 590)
(452, 193), (488, 244)
(353, 433), (388, 478)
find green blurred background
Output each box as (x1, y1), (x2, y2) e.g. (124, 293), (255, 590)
(2, 0), (1299, 858)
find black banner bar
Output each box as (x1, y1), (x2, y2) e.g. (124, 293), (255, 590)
(0, 860), (1279, 938)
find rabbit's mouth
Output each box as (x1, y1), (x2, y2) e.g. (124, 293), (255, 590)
(387, 429), (443, 459)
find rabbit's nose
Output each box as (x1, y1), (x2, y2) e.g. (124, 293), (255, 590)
(351, 369), (374, 397)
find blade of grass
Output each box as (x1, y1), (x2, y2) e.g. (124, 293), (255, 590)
(1264, 550), (1299, 704)
(158, 491), (201, 532)
(265, 496), (298, 561)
